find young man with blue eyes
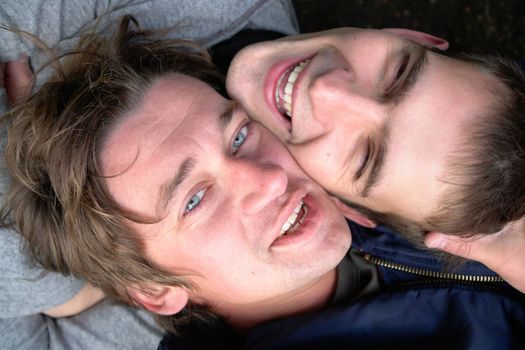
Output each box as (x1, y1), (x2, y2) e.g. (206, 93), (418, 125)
(4, 18), (525, 349)
(0, 1), (299, 349)
(226, 27), (525, 294)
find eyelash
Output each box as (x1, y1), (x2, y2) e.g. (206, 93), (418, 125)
(231, 122), (251, 155)
(183, 122), (252, 216)
(356, 139), (373, 179)
(387, 48), (430, 108)
(397, 54), (410, 80)
(184, 188), (206, 215)
(387, 53), (410, 94)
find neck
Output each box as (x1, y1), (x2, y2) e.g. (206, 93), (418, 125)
(221, 269), (337, 331)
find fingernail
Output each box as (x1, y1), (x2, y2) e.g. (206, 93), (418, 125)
(18, 54), (29, 64)
(423, 35), (449, 50)
(425, 236), (445, 249)
(424, 35), (445, 45)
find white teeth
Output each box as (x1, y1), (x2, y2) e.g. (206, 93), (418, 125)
(275, 60), (310, 118)
(284, 82), (293, 95)
(288, 70), (299, 83)
(279, 200), (307, 236)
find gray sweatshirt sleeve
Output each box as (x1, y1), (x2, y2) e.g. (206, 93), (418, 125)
(0, 0), (298, 114)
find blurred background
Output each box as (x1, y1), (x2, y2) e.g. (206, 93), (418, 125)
(292, 0), (525, 58)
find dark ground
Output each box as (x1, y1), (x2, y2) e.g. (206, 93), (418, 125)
(293, 0), (525, 59)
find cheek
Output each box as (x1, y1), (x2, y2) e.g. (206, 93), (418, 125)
(288, 133), (349, 193)
(167, 233), (247, 284)
(191, 213), (259, 272)
(141, 214), (245, 277)
(185, 235), (269, 301)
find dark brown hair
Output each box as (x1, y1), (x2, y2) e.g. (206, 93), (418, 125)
(344, 54), (525, 243)
(429, 54), (525, 235)
(1, 16), (224, 333)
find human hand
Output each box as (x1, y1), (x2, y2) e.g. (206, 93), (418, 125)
(2, 55), (33, 106)
(0, 62), (5, 88)
(425, 219), (525, 293)
(44, 283), (105, 318)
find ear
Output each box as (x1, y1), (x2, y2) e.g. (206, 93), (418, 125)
(129, 285), (189, 316)
(332, 197), (377, 228)
(383, 28), (449, 51)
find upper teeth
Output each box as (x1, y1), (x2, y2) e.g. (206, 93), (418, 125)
(280, 200), (307, 236)
(275, 60), (309, 118)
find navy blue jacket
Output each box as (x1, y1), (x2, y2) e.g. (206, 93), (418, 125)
(160, 222), (525, 349)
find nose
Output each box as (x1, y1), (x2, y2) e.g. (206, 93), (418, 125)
(308, 68), (383, 128)
(230, 159), (288, 215)
(227, 40), (271, 102)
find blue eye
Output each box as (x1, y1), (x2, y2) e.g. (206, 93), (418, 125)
(184, 188), (206, 214)
(231, 125), (248, 154)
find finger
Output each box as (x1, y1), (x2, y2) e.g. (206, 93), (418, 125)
(5, 55), (33, 106)
(424, 232), (489, 262)
(0, 62), (6, 87)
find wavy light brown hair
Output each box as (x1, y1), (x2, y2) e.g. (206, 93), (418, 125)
(1, 16), (224, 332)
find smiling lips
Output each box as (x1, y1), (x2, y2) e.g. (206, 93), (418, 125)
(274, 59), (311, 119)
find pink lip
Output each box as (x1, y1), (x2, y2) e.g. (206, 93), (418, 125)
(270, 194), (322, 249)
(264, 55), (314, 131)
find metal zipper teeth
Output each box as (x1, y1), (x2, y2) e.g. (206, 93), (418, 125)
(393, 278), (502, 291)
(363, 254), (504, 283)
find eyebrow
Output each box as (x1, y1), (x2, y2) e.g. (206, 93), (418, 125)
(156, 101), (237, 213)
(219, 101), (237, 131)
(360, 115), (391, 198)
(158, 157), (196, 213)
(393, 46), (428, 105)
(359, 47), (428, 197)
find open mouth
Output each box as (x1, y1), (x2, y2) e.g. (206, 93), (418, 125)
(274, 59), (311, 121)
(278, 200), (308, 237)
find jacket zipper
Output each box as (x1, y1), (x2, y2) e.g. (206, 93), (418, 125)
(363, 253), (504, 283)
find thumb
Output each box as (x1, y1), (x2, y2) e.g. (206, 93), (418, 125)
(424, 231), (484, 261)
(0, 62), (6, 87)
(5, 54), (33, 106)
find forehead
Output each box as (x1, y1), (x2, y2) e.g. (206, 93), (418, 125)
(101, 73), (222, 214)
(367, 53), (497, 213)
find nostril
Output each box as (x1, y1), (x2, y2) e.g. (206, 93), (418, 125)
(309, 68), (356, 113)
(311, 68), (353, 93)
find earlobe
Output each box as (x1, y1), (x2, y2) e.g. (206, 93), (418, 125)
(332, 197), (376, 228)
(129, 285), (189, 316)
(382, 28), (449, 51)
